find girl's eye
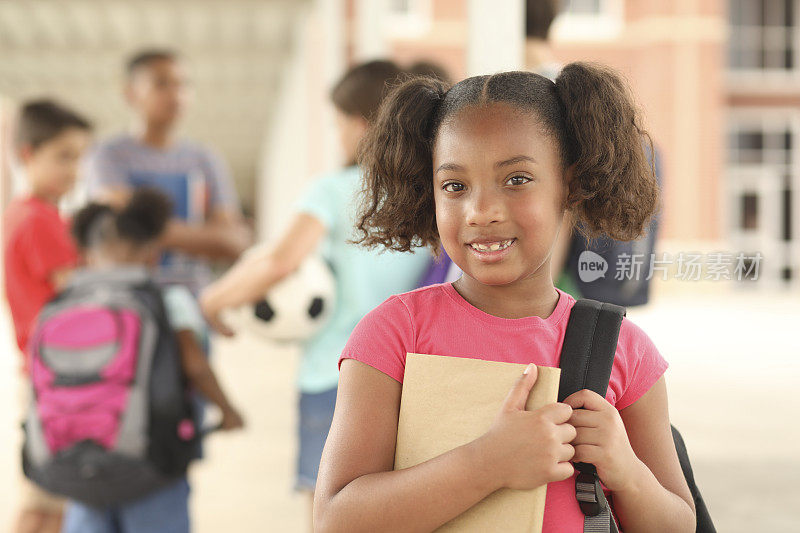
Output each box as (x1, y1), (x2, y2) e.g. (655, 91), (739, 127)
(443, 182), (465, 193)
(507, 175), (532, 186)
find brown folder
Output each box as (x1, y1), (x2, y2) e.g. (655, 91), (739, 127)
(394, 353), (561, 532)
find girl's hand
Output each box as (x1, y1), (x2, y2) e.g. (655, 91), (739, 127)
(220, 406), (245, 431)
(199, 289), (235, 337)
(476, 364), (576, 491)
(562, 389), (643, 493)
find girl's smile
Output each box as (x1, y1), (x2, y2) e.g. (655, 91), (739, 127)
(433, 102), (569, 292)
(466, 237), (517, 262)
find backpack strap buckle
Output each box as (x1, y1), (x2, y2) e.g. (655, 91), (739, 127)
(575, 468), (608, 517)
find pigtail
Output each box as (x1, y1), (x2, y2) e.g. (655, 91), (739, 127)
(555, 62), (659, 241)
(71, 203), (114, 249)
(116, 187), (173, 244)
(354, 75), (449, 253)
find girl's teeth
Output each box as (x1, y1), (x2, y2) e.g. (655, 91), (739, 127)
(470, 239), (512, 252)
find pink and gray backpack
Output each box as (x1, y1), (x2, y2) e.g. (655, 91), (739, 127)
(22, 268), (198, 506)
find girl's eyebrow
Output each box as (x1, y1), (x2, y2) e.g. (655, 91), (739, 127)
(435, 155), (536, 175)
(495, 155), (536, 168)
(434, 162), (465, 174)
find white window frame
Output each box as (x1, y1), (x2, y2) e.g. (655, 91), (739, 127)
(383, 0), (432, 40)
(728, 0), (800, 83)
(726, 109), (800, 288)
(550, 0), (623, 42)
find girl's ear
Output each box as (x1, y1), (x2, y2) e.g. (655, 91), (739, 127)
(562, 164), (579, 211)
(143, 243), (161, 266)
(17, 143), (34, 165)
(84, 247), (100, 267)
(355, 116), (369, 137)
(123, 81), (138, 107)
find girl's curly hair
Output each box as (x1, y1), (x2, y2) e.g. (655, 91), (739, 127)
(72, 187), (173, 249)
(354, 62), (659, 253)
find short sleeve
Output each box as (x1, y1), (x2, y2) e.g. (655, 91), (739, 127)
(83, 144), (130, 198)
(199, 147), (239, 211)
(612, 318), (669, 410)
(338, 295), (416, 383)
(162, 285), (206, 339)
(21, 214), (78, 281)
(294, 175), (338, 230)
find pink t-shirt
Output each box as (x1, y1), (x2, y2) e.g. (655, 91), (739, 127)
(339, 284), (668, 532)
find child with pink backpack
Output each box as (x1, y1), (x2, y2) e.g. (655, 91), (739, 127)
(23, 189), (243, 533)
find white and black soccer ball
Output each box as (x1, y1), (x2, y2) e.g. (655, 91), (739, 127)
(225, 253), (336, 343)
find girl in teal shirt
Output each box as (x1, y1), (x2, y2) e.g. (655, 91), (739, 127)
(200, 60), (430, 513)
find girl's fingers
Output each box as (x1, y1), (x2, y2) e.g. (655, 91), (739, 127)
(557, 421), (578, 443)
(568, 408), (601, 428)
(209, 315), (235, 337)
(573, 443), (602, 465)
(559, 443), (575, 462)
(502, 364), (538, 412)
(552, 461), (576, 482)
(571, 426), (603, 446)
(539, 402), (574, 424)
(562, 389), (609, 412)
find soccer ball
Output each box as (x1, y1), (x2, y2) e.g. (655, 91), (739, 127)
(225, 253), (335, 343)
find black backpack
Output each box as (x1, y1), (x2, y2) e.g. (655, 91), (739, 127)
(558, 299), (715, 533)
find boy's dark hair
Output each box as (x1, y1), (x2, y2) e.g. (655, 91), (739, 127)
(126, 49), (179, 77)
(331, 60), (404, 121)
(526, 0), (560, 40)
(16, 100), (91, 151)
(355, 62), (658, 253)
(73, 188), (173, 249)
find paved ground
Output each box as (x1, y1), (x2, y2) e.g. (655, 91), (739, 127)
(1, 285), (797, 532)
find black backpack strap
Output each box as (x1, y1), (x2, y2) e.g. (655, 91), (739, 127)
(672, 426), (717, 532)
(558, 299), (626, 402)
(558, 299), (626, 533)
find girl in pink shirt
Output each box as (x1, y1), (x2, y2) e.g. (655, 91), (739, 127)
(314, 64), (696, 532)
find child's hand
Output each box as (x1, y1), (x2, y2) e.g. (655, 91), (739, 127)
(220, 406), (245, 431)
(562, 389), (642, 492)
(199, 291), (235, 337)
(476, 364), (576, 491)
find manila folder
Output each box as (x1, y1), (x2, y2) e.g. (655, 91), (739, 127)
(394, 353), (561, 533)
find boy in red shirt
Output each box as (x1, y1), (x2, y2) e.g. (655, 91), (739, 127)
(3, 100), (91, 533)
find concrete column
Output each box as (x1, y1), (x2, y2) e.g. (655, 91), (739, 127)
(354, 0), (388, 61)
(467, 0), (525, 76)
(257, 0), (346, 241)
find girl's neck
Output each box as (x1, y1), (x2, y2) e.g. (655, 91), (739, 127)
(89, 258), (142, 270)
(452, 270), (560, 320)
(88, 247), (151, 270)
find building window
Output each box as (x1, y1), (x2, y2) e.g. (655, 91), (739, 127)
(383, 0), (431, 39)
(727, 114), (799, 285)
(562, 0), (602, 14)
(728, 0), (797, 73)
(389, 0), (411, 11)
(741, 193), (760, 230)
(551, 0), (623, 41)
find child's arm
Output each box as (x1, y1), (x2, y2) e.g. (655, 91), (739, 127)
(199, 212), (326, 335)
(51, 267), (74, 291)
(564, 377), (695, 532)
(160, 208), (252, 262)
(92, 185), (252, 261)
(314, 360), (575, 533)
(175, 329), (244, 431)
